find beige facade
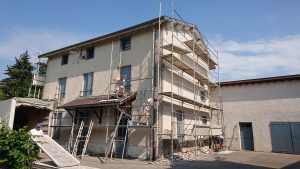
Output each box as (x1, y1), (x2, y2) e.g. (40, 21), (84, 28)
(41, 17), (221, 159)
(221, 76), (300, 153)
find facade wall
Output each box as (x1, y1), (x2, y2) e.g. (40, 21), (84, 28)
(222, 80), (300, 152)
(43, 21), (216, 157)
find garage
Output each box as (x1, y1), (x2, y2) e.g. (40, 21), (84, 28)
(270, 122), (300, 154)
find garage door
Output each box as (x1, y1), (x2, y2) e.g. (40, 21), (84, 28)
(270, 122), (300, 154)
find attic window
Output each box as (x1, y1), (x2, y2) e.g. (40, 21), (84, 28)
(61, 54), (68, 65)
(121, 37), (131, 51)
(86, 47), (94, 60)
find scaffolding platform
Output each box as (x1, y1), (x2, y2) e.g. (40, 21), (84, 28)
(161, 54), (218, 87)
(161, 44), (190, 55)
(159, 92), (218, 110)
(184, 40), (217, 69)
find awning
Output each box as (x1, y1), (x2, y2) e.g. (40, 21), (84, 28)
(58, 93), (137, 109)
(15, 97), (53, 110)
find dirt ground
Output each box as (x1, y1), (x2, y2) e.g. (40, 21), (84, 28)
(79, 151), (300, 169)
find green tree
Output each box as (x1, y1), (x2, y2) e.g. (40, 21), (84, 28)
(1, 51), (34, 99)
(0, 127), (39, 169)
(36, 61), (47, 76)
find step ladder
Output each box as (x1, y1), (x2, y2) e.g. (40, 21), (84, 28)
(71, 120), (94, 158)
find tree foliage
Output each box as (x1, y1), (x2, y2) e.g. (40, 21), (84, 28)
(1, 51), (34, 99)
(0, 127), (39, 169)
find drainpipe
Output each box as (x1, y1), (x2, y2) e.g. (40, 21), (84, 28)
(150, 27), (156, 161)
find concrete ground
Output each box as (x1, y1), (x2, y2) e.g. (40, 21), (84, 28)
(79, 151), (300, 169)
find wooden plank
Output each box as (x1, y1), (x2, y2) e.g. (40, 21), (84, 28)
(32, 135), (80, 168)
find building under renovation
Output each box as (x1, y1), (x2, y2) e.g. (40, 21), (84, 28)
(38, 12), (222, 160)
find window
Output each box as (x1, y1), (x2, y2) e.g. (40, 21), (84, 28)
(120, 65), (131, 91)
(200, 89), (206, 101)
(202, 116), (207, 125)
(86, 47), (94, 60)
(53, 113), (62, 139)
(120, 37), (131, 51)
(58, 78), (67, 99)
(61, 54), (68, 65)
(82, 72), (93, 96)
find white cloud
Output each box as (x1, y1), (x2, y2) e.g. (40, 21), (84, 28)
(212, 34), (300, 81)
(0, 28), (95, 62)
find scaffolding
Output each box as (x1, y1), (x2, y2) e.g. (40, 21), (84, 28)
(155, 0), (222, 164)
(47, 1), (222, 164)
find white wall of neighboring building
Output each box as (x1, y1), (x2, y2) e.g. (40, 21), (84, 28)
(0, 98), (16, 129)
(222, 80), (300, 152)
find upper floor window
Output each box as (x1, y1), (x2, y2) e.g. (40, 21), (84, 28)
(120, 65), (131, 91)
(82, 72), (93, 96)
(86, 47), (94, 60)
(58, 77), (67, 99)
(201, 116), (207, 125)
(120, 37), (131, 51)
(61, 54), (68, 65)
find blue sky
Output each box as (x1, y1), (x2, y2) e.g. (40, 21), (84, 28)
(0, 0), (300, 81)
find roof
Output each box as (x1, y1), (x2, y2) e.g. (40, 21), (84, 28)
(38, 16), (201, 59)
(58, 93), (137, 109)
(15, 97), (53, 110)
(220, 74), (300, 87)
(38, 16), (171, 58)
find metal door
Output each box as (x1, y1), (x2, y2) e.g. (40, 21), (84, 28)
(239, 123), (254, 151)
(270, 122), (293, 153)
(120, 65), (131, 91)
(291, 122), (300, 153)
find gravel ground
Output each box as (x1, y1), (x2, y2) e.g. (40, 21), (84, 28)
(79, 151), (300, 169)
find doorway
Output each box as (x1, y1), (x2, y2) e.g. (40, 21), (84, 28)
(239, 122), (254, 151)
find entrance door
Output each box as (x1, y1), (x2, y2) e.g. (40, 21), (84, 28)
(115, 116), (128, 158)
(240, 123), (254, 151)
(177, 112), (184, 145)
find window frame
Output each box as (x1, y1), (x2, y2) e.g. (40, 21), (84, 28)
(82, 72), (94, 96)
(120, 37), (131, 51)
(61, 54), (69, 65)
(86, 47), (95, 60)
(58, 77), (67, 99)
(201, 116), (208, 125)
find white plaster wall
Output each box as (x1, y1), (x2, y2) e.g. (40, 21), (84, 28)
(0, 98), (16, 129)
(222, 80), (300, 152)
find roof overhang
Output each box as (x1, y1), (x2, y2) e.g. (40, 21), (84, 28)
(220, 74), (300, 87)
(15, 97), (53, 110)
(58, 93), (137, 109)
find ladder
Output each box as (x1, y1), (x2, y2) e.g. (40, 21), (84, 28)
(71, 120), (94, 158)
(67, 122), (75, 153)
(106, 110), (124, 158)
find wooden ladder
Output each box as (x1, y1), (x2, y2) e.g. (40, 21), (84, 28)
(71, 120), (93, 158)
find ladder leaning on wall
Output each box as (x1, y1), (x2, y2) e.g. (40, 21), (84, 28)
(71, 120), (94, 158)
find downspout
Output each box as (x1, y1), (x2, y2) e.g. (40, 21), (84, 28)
(150, 27), (156, 161)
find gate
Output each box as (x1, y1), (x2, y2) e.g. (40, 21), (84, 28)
(270, 122), (300, 154)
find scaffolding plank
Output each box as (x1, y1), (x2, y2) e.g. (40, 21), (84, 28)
(32, 135), (80, 168)
(184, 40), (217, 69)
(161, 44), (190, 55)
(161, 54), (212, 83)
(159, 92), (218, 110)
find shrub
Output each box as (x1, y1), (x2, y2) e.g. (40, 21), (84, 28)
(0, 127), (39, 169)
